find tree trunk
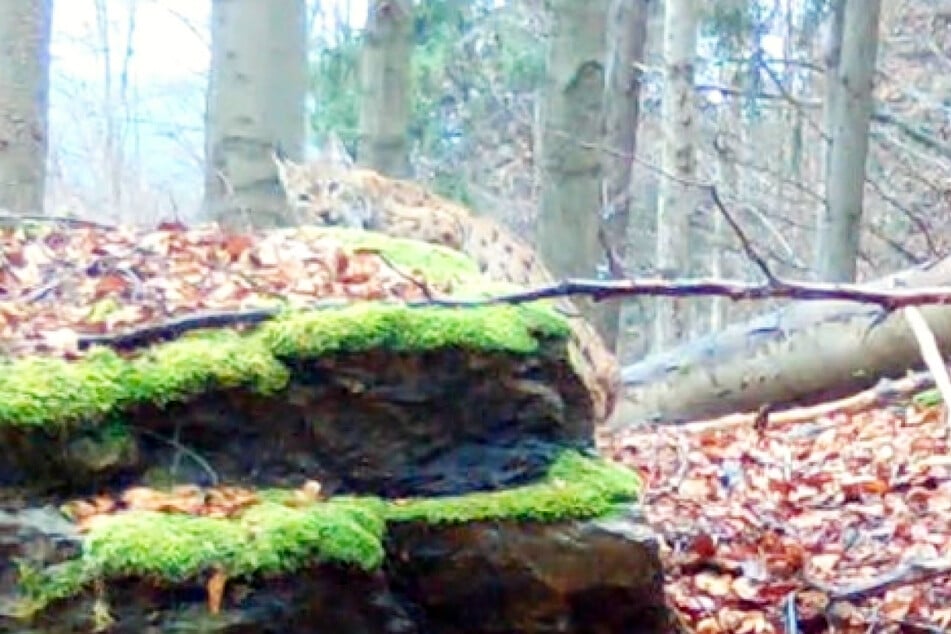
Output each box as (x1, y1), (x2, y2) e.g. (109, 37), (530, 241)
(819, 0), (844, 201)
(814, 0), (881, 282)
(536, 0), (610, 332)
(597, 0), (649, 350)
(204, 0), (308, 229)
(358, 0), (413, 178)
(610, 256), (951, 429)
(0, 0), (52, 214)
(653, 0), (699, 351)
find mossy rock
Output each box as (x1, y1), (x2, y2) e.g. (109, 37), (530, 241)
(0, 302), (569, 431)
(0, 226), (662, 632)
(0, 226), (599, 498)
(9, 451), (642, 620)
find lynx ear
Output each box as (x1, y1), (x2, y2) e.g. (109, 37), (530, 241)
(272, 141), (289, 163)
(324, 131), (354, 168)
(271, 144), (294, 187)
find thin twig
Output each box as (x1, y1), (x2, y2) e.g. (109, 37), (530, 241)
(804, 558), (951, 602)
(137, 427), (220, 486)
(360, 247), (436, 300)
(902, 306), (951, 429)
(707, 185), (778, 283)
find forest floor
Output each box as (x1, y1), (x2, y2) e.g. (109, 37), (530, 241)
(602, 392), (951, 633)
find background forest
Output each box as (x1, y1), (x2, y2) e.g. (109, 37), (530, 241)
(6, 0), (946, 370)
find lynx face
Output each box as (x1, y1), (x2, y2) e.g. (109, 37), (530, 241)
(273, 156), (375, 230)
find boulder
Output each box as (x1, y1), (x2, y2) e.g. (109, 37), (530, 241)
(386, 505), (666, 633)
(0, 222), (668, 632)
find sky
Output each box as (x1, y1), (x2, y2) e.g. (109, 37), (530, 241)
(46, 0), (367, 219)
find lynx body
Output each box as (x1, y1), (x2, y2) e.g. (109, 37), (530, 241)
(274, 137), (621, 422)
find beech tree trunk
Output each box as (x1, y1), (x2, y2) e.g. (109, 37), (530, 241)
(536, 0), (610, 331)
(814, 0), (882, 282)
(0, 0), (52, 214)
(597, 0), (649, 350)
(610, 256), (951, 429)
(653, 0), (699, 351)
(204, 0), (308, 228)
(358, 0), (413, 178)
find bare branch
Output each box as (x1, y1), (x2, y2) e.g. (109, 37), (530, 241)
(74, 270), (951, 353)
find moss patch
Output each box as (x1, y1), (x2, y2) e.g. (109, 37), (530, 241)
(15, 452), (640, 615)
(385, 450), (641, 525)
(0, 303), (567, 430)
(14, 498), (387, 617)
(289, 226), (482, 285)
(0, 348), (130, 430)
(260, 302), (568, 359)
(913, 387), (942, 407)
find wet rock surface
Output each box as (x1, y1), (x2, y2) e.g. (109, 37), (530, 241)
(0, 507), (83, 621)
(4, 566), (418, 634)
(0, 346), (592, 500)
(386, 504), (668, 634)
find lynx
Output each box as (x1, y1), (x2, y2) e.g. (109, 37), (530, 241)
(273, 136), (621, 423)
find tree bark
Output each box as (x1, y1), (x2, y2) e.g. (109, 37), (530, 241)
(610, 256), (951, 429)
(536, 0), (610, 332)
(814, 0), (882, 282)
(204, 0), (308, 229)
(0, 0), (52, 214)
(653, 0), (699, 351)
(358, 0), (413, 178)
(597, 0), (649, 351)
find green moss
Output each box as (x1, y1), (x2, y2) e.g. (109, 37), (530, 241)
(0, 348), (129, 429)
(16, 498), (387, 615)
(16, 453), (639, 615)
(913, 387), (942, 407)
(0, 332), (291, 429)
(14, 560), (92, 618)
(385, 450), (641, 524)
(65, 419), (138, 473)
(123, 330), (291, 407)
(84, 499), (386, 579)
(292, 226), (482, 284)
(259, 302), (568, 359)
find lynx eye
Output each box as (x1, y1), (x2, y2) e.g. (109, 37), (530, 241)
(327, 181), (340, 195)
(297, 193), (311, 202)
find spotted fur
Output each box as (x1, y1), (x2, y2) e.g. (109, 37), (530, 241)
(273, 135), (620, 422)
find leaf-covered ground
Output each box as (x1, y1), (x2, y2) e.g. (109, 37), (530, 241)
(602, 394), (951, 633)
(0, 222), (473, 359)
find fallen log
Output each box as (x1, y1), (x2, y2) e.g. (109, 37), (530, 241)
(610, 255), (951, 428)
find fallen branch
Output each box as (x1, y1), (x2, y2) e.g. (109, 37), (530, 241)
(77, 301), (350, 351)
(0, 212), (115, 229)
(75, 274), (951, 352)
(804, 558), (951, 602)
(659, 370), (935, 434)
(431, 276), (951, 309)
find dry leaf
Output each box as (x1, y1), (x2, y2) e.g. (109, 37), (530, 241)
(207, 568), (228, 614)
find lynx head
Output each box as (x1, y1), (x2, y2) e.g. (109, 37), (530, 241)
(272, 133), (373, 229)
